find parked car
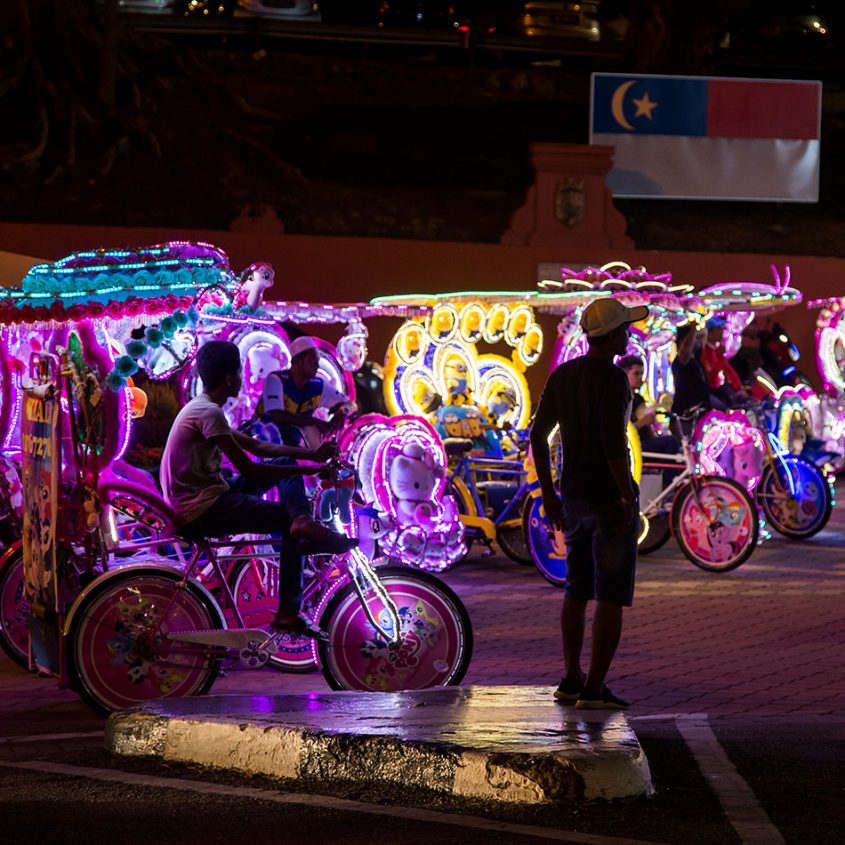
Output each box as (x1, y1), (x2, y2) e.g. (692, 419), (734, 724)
(515, 1), (601, 42)
(237, 0), (321, 20)
(115, 0), (176, 12)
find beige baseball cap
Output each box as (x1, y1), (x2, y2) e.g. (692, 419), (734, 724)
(289, 335), (318, 359)
(580, 298), (649, 338)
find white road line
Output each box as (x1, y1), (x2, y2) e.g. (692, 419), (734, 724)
(674, 716), (785, 845)
(0, 760), (668, 845)
(0, 731), (103, 744)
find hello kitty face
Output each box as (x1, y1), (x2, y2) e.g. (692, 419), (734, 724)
(389, 451), (438, 503)
(246, 343), (284, 386)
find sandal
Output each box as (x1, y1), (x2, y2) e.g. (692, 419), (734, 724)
(270, 613), (328, 641)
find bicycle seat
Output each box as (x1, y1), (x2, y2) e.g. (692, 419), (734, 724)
(443, 438), (474, 457)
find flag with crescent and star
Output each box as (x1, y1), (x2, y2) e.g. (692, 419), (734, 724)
(590, 73), (821, 201)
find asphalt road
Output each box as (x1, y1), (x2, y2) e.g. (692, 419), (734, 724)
(1, 494), (843, 844)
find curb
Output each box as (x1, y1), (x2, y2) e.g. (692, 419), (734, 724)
(106, 686), (653, 804)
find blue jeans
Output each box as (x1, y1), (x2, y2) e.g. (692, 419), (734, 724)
(562, 494), (639, 607)
(182, 457), (310, 616)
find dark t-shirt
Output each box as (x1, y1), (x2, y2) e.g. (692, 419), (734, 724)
(533, 357), (632, 505)
(730, 347), (763, 384)
(671, 355), (709, 415)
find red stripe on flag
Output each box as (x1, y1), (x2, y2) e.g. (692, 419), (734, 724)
(707, 80), (820, 140)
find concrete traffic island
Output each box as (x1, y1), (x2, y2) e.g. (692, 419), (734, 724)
(105, 685), (653, 805)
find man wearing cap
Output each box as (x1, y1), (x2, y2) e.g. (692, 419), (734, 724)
(258, 335), (357, 450)
(530, 297), (646, 710)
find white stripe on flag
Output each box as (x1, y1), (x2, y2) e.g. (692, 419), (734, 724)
(592, 134), (820, 202)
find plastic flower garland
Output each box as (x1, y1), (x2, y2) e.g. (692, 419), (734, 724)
(104, 305), (199, 390)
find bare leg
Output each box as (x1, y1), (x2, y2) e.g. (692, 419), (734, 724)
(584, 600), (623, 693)
(561, 595), (587, 683)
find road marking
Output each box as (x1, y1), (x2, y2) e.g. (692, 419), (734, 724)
(0, 760), (669, 845)
(674, 716), (785, 845)
(0, 731), (103, 744)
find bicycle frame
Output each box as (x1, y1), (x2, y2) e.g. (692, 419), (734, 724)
(448, 451), (536, 538)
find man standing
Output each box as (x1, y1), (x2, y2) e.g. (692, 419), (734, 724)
(530, 298), (646, 710)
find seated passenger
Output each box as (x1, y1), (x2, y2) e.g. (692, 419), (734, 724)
(701, 316), (748, 408)
(161, 340), (356, 637)
(620, 355), (681, 486)
(672, 322), (714, 420)
(253, 335), (356, 450)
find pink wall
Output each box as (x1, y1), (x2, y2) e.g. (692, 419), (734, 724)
(1, 222), (841, 395)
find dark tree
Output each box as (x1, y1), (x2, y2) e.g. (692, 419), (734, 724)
(0, 0), (162, 182)
(621, 0), (751, 74)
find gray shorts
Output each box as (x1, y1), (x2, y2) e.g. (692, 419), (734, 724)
(562, 495), (639, 607)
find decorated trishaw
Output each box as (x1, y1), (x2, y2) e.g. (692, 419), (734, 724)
(524, 263), (761, 578)
(693, 269), (836, 540)
(374, 289), (547, 564)
(0, 242), (473, 713)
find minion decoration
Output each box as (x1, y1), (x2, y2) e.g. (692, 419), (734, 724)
(434, 401), (502, 458)
(483, 304), (509, 344)
(516, 323), (544, 369)
(459, 303), (486, 344)
(444, 356), (472, 404)
(505, 305), (533, 346)
(394, 322), (427, 365)
(428, 305), (458, 343)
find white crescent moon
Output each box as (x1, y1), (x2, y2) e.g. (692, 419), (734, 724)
(611, 81), (636, 131)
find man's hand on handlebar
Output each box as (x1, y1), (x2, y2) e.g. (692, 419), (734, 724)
(310, 442), (338, 462)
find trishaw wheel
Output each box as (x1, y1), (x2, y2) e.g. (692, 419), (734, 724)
(523, 495), (567, 587)
(229, 556), (319, 674)
(316, 567), (472, 691)
(0, 545), (29, 669)
(67, 568), (224, 716)
(759, 455), (833, 540)
(672, 476), (759, 573)
(638, 512), (671, 555)
(496, 489), (533, 564)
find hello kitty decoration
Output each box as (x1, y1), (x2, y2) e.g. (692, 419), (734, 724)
(337, 320), (368, 372)
(339, 414), (465, 571)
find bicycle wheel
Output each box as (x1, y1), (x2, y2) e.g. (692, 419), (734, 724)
(317, 566), (473, 691)
(672, 476), (759, 572)
(523, 495), (567, 587)
(759, 455), (833, 540)
(67, 567), (224, 715)
(230, 556), (320, 674)
(638, 511), (671, 555)
(447, 478), (476, 562)
(496, 487), (532, 564)
(0, 544), (28, 668)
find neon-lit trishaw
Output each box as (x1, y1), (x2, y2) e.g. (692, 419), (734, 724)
(526, 264), (760, 578)
(0, 243), (473, 714)
(694, 271), (835, 540)
(376, 290), (546, 565)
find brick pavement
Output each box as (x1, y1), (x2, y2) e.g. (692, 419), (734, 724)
(1, 494), (843, 722)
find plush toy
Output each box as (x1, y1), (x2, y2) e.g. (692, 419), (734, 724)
(388, 441), (443, 523)
(246, 342), (286, 387)
(337, 321), (368, 372)
(339, 413), (466, 571)
(236, 262), (275, 310)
